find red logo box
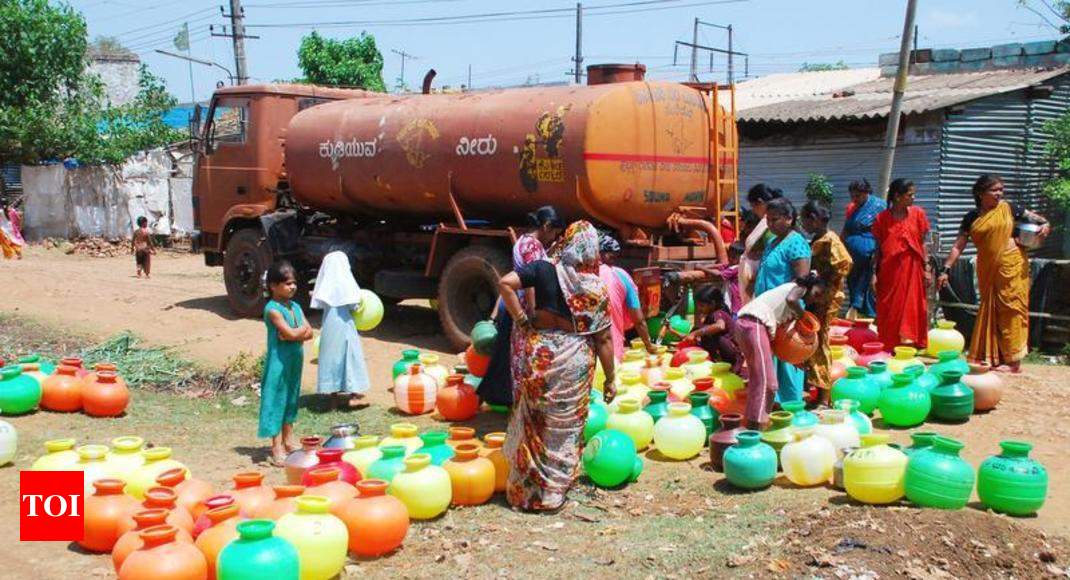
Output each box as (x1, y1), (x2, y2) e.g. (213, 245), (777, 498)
(20, 471), (84, 541)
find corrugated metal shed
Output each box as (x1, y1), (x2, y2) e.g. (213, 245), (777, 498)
(740, 137), (941, 234)
(733, 67), (1070, 123)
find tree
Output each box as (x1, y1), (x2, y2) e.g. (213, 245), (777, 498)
(297, 31), (386, 92)
(804, 173), (834, 206)
(0, 0), (99, 164)
(0, 1), (181, 166)
(1042, 110), (1070, 210)
(90, 35), (135, 59)
(798, 61), (850, 72)
(1017, 1), (1070, 33)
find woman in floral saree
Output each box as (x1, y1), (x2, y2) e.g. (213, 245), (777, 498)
(498, 221), (615, 511)
(938, 174), (1050, 372)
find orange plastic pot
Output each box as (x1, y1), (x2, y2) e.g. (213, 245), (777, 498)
(443, 443), (495, 506)
(40, 365), (83, 412)
(82, 370), (130, 417)
(464, 346), (490, 378)
(338, 479), (410, 558)
(481, 432), (509, 493)
(83, 362), (118, 385)
(120, 487), (195, 536)
(303, 466), (357, 516)
(60, 357), (90, 378)
(772, 312), (821, 365)
(118, 525), (207, 580)
(436, 374), (479, 422)
(446, 426), (481, 450)
(156, 468), (213, 517)
(257, 485), (305, 520)
(194, 504), (241, 580)
(80, 478), (140, 553)
(230, 472), (274, 518)
(191, 495), (234, 538)
(113, 510), (194, 573)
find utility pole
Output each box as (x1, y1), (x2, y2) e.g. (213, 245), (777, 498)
(726, 24), (734, 85)
(392, 49), (417, 90)
(467, 64), (472, 90)
(877, 0), (918, 198)
(573, 3), (583, 84)
(212, 1), (258, 85)
(690, 17), (699, 82)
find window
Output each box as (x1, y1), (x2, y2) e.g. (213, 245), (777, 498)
(298, 97), (332, 111)
(207, 98), (249, 149)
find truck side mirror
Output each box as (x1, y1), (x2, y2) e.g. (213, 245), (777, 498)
(190, 104), (204, 151)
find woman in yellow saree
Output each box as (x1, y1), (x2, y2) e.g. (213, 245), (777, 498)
(938, 175), (1051, 372)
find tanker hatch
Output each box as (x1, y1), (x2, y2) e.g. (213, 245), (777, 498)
(586, 63), (647, 85)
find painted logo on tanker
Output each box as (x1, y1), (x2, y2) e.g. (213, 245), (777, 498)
(518, 105), (570, 193)
(397, 118), (440, 169)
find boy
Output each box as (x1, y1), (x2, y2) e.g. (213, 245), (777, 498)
(132, 216), (155, 278)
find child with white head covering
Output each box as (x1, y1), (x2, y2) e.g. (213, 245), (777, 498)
(311, 251), (371, 408)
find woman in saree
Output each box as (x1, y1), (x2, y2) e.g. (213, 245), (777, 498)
(0, 201), (23, 259)
(872, 178), (932, 352)
(841, 179), (884, 318)
(754, 197), (811, 404)
(801, 201), (852, 404)
(478, 206), (563, 407)
(498, 221), (615, 511)
(740, 184), (783, 304)
(937, 174), (1050, 372)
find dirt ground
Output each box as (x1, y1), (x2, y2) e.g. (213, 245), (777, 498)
(2, 246), (1069, 578)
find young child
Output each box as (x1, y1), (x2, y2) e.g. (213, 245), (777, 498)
(684, 285), (742, 375)
(310, 251), (371, 410)
(800, 201), (853, 405)
(260, 260), (313, 465)
(733, 273), (825, 428)
(132, 216), (156, 278)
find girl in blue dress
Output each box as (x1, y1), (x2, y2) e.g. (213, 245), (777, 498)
(754, 198), (812, 404)
(260, 260), (313, 465)
(842, 179), (886, 318)
(310, 251), (371, 410)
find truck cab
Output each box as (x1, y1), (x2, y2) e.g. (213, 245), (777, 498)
(192, 84), (369, 316)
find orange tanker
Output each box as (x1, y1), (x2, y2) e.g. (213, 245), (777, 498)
(192, 64), (738, 348)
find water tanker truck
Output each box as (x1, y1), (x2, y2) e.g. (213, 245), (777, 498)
(192, 64), (739, 349)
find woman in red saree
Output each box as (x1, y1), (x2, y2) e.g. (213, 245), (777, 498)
(872, 179), (932, 352)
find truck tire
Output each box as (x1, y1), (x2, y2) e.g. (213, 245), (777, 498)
(437, 245), (511, 351)
(224, 228), (272, 318)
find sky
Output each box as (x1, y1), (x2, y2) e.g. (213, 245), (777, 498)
(71, 0), (1066, 104)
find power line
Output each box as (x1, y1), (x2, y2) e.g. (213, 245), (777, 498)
(111, 7), (216, 39)
(245, 0), (746, 28)
(117, 13), (217, 45)
(245, 0), (464, 8)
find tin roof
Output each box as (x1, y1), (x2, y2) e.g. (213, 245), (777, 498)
(726, 66), (1070, 123)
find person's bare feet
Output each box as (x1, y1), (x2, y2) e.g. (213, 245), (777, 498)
(347, 394), (369, 410)
(270, 445), (288, 466)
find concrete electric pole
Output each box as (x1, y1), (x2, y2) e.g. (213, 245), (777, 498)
(877, 0), (919, 198)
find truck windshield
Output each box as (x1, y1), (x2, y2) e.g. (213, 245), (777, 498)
(207, 98), (249, 148)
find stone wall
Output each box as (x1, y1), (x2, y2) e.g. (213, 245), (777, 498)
(87, 55), (141, 107)
(879, 40), (1070, 76)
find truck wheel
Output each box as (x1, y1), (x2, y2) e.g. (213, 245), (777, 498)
(224, 228), (272, 318)
(438, 245), (511, 351)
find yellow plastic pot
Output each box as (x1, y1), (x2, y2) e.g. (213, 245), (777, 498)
(353, 289), (384, 331)
(274, 495), (348, 580)
(30, 438), (80, 471)
(388, 453), (452, 520)
(380, 423), (423, 455)
(127, 447), (188, 500)
(342, 435), (382, 477)
(843, 433), (907, 505)
(605, 399), (655, 451)
(104, 436), (145, 481)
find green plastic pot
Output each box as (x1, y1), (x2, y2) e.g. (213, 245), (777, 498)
(0, 367), (41, 415)
(877, 373), (931, 428)
(781, 401), (818, 428)
(583, 400), (609, 443)
(470, 320), (498, 355)
(834, 399), (873, 435)
(723, 430), (777, 490)
(366, 445), (408, 483)
(415, 431), (455, 466)
(582, 429), (642, 488)
(831, 366), (880, 415)
(906, 364), (939, 392)
(217, 519), (299, 580)
(928, 350), (970, 378)
(929, 370), (974, 423)
(759, 411), (794, 461)
(866, 361), (894, 392)
(904, 436), (975, 510)
(392, 350), (420, 380)
(643, 389), (669, 424)
(977, 440), (1048, 516)
(688, 392), (717, 440)
(904, 431), (938, 457)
